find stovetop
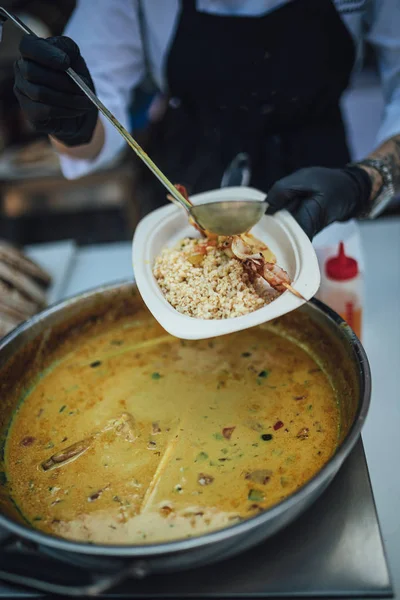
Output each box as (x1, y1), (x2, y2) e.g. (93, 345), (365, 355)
(0, 440), (392, 598)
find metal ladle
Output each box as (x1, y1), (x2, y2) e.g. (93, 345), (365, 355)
(192, 152), (268, 235)
(0, 8), (267, 236)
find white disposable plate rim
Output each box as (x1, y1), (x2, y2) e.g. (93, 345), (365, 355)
(132, 187), (321, 340)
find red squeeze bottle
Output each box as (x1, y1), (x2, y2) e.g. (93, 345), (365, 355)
(320, 242), (363, 339)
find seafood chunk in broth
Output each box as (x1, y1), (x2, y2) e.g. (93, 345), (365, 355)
(5, 304), (340, 545)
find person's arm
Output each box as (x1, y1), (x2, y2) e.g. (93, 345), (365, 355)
(58, 0), (145, 175)
(356, 136), (399, 203)
(50, 118), (105, 160)
(355, 0), (400, 203)
(14, 0), (145, 179)
(267, 0), (400, 239)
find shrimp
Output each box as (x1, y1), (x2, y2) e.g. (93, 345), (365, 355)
(242, 257), (290, 293)
(227, 234), (304, 298)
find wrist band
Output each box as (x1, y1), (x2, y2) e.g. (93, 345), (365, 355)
(348, 158), (395, 219)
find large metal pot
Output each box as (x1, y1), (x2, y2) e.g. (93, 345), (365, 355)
(0, 281), (371, 596)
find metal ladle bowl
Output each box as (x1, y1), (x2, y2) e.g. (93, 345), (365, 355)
(190, 199), (268, 236)
(189, 153), (268, 235)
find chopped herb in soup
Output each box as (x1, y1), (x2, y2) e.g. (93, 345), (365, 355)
(5, 308), (339, 545)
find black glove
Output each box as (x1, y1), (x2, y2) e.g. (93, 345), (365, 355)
(267, 166), (372, 239)
(14, 35), (98, 147)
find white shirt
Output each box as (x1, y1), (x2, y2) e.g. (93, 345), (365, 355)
(60, 0), (400, 179)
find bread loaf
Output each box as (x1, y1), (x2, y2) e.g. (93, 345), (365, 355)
(0, 242), (51, 338)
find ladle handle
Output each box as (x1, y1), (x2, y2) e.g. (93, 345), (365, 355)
(63, 70), (192, 212)
(0, 7), (192, 213)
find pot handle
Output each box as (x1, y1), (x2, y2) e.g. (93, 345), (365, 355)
(0, 547), (141, 596)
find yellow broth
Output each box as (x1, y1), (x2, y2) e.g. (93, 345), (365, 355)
(5, 310), (339, 545)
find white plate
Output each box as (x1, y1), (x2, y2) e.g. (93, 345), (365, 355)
(132, 187), (320, 340)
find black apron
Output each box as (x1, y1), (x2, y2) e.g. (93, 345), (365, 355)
(136, 0), (355, 216)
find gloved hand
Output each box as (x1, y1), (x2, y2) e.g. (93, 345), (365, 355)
(14, 35), (98, 147)
(267, 166), (372, 239)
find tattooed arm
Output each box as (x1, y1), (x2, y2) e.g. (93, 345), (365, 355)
(266, 136), (400, 238)
(255, 2), (400, 238)
(357, 135), (400, 204)
(359, 1), (400, 207)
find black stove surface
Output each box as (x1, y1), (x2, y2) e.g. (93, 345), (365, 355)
(0, 440), (392, 598)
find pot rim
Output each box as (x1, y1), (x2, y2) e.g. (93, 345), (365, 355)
(0, 280), (371, 557)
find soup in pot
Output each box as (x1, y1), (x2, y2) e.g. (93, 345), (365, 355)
(5, 307), (340, 545)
